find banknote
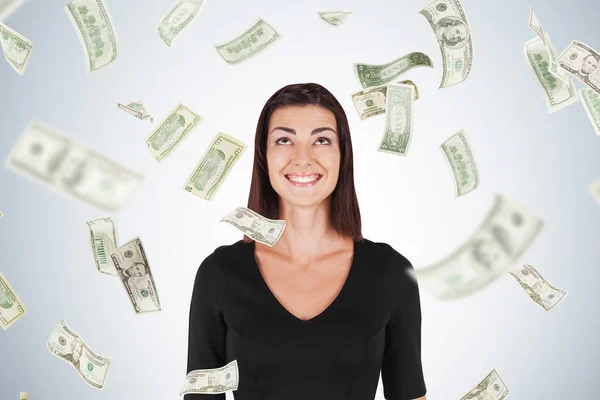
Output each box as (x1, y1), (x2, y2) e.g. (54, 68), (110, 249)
(378, 83), (414, 156)
(118, 101), (153, 122)
(183, 132), (247, 201)
(5, 121), (144, 213)
(351, 80), (419, 120)
(86, 217), (119, 276)
(46, 318), (111, 389)
(415, 194), (544, 300)
(146, 103), (202, 162)
(440, 130), (479, 197)
(20, 392), (28, 400)
(180, 360), (239, 395)
(0, 271), (26, 330)
(157, 0), (206, 47)
(110, 237), (161, 313)
(220, 207), (285, 246)
(524, 34), (578, 113)
(398, 80), (420, 100)
(0, 21), (34, 75)
(589, 179), (600, 206)
(64, 0), (118, 73)
(318, 11), (353, 27)
(460, 369), (509, 400)
(214, 18), (280, 64)
(0, 0), (23, 20)
(557, 40), (600, 94)
(580, 88), (600, 136)
(527, 7), (569, 84)
(420, 0), (473, 88)
(508, 264), (567, 311)
(354, 52), (433, 89)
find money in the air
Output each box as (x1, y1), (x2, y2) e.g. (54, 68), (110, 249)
(180, 360), (239, 395)
(0, 271), (26, 330)
(157, 0), (206, 47)
(86, 217), (119, 276)
(557, 40), (600, 94)
(146, 103), (202, 162)
(354, 52), (433, 89)
(459, 369), (509, 400)
(0, 21), (34, 75)
(580, 88), (600, 136)
(440, 129), (479, 197)
(508, 264), (567, 311)
(220, 207), (285, 247)
(378, 83), (414, 156)
(318, 11), (353, 27)
(214, 18), (280, 64)
(118, 101), (153, 123)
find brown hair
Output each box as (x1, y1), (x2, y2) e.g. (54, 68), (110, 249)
(243, 82), (363, 243)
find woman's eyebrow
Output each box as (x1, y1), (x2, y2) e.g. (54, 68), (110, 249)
(270, 126), (337, 135)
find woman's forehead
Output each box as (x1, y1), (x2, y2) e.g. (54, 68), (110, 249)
(269, 105), (336, 126)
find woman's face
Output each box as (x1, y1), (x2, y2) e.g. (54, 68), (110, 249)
(266, 105), (341, 208)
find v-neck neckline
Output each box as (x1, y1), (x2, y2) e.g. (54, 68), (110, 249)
(246, 239), (359, 324)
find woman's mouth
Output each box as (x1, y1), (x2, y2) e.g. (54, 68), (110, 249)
(285, 174), (323, 186)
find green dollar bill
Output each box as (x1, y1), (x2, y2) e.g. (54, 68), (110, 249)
(0, 21), (34, 75)
(214, 18), (280, 64)
(378, 83), (414, 156)
(157, 0), (206, 47)
(86, 217), (119, 276)
(118, 101), (153, 122)
(0, 271), (26, 330)
(508, 264), (568, 311)
(145, 103), (202, 162)
(318, 11), (353, 27)
(220, 207), (286, 247)
(460, 369), (509, 400)
(580, 88), (600, 136)
(180, 360), (239, 395)
(354, 52), (433, 89)
(527, 7), (570, 84)
(183, 132), (247, 201)
(557, 40), (600, 95)
(440, 129), (479, 197)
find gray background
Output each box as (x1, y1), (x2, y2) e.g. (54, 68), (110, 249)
(1, 0), (599, 398)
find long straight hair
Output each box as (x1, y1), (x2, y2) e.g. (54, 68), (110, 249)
(243, 83), (362, 243)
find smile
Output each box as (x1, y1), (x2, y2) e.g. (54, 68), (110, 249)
(285, 174), (323, 186)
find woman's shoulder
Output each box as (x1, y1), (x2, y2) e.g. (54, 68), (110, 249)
(359, 238), (412, 268)
(196, 239), (249, 276)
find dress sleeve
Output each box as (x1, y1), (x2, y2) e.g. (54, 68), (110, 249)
(381, 251), (427, 400)
(185, 253), (229, 400)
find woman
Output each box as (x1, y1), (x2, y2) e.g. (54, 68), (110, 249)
(186, 83), (427, 400)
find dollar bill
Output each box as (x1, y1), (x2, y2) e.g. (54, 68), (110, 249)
(181, 360), (239, 395)
(64, 0), (118, 73)
(589, 179), (600, 206)
(118, 101), (153, 123)
(0, 21), (34, 75)
(524, 34), (578, 113)
(460, 369), (509, 400)
(5, 122), (144, 213)
(86, 217), (118, 276)
(110, 237), (161, 313)
(183, 132), (247, 201)
(0, 271), (26, 330)
(46, 318), (111, 389)
(420, 0), (473, 88)
(354, 52), (433, 89)
(378, 83), (414, 156)
(440, 130), (479, 197)
(580, 88), (600, 136)
(220, 207), (285, 247)
(527, 7), (569, 85)
(0, 0), (23, 20)
(146, 103), (202, 162)
(157, 0), (206, 47)
(20, 392), (28, 400)
(214, 18), (280, 64)
(318, 11), (353, 27)
(351, 80), (419, 120)
(415, 194), (544, 300)
(398, 80), (420, 100)
(508, 264), (567, 311)
(558, 40), (600, 94)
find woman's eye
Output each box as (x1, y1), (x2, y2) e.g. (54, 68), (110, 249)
(316, 137), (331, 145)
(275, 137), (291, 145)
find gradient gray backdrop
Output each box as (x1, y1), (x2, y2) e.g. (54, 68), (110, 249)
(1, 0), (599, 398)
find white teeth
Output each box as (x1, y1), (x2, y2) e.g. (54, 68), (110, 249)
(287, 175), (320, 183)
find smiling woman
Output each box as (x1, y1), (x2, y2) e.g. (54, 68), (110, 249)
(186, 83), (428, 400)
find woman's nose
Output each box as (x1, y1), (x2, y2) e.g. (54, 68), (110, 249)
(292, 143), (314, 165)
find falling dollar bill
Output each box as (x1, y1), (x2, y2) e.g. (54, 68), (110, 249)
(157, 0), (206, 47)
(415, 194), (544, 300)
(5, 122), (144, 212)
(580, 88), (600, 136)
(354, 52), (433, 89)
(527, 7), (569, 85)
(440, 130), (479, 197)
(118, 101), (153, 123)
(0, 271), (26, 330)
(19, 392), (28, 400)
(180, 360), (239, 395)
(524, 34), (578, 113)
(420, 0), (473, 88)
(214, 18), (280, 64)
(589, 179), (600, 206)
(47, 318), (111, 389)
(378, 83), (414, 156)
(86, 217), (119, 276)
(508, 264), (567, 311)
(110, 237), (161, 313)
(351, 80), (419, 120)
(183, 132), (247, 201)
(0, 21), (34, 75)
(460, 369), (509, 400)
(318, 11), (353, 26)
(64, 0), (118, 73)
(146, 103), (202, 162)
(0, 0), (23, 20)
(220, 207), (285, 247)
(557, 40), (600, 94)
(398, 80), (420, 100)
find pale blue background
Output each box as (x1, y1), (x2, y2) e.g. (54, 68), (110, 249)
(1, 0), (599, 398)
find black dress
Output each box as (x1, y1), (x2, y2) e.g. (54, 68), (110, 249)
(186, 238), (427, 400)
